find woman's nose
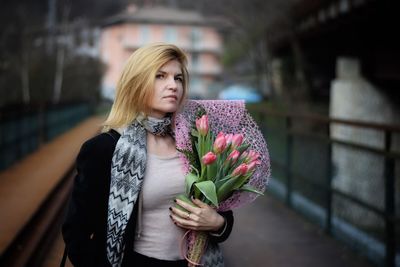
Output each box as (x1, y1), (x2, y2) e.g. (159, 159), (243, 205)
(167, 76), (178, 90)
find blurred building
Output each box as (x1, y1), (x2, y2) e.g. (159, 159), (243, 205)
(268, 0), (400, 238)
(100, 5), (225, 100)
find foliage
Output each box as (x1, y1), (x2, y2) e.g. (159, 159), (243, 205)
(0, 0), (115, 107)
(0, 48), (104, 106)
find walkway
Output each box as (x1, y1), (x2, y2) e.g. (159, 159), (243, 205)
(222, 193), (374, 267)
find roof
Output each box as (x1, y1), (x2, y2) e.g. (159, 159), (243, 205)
(103, 5), (227, 27)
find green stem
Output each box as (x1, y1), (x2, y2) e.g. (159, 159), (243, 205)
(199, 135), (205, 181)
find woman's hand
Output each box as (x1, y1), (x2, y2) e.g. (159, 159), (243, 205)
(169, 198), (225, 232)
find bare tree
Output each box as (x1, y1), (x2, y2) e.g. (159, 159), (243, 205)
(52, 4), (70, 104)
(20, 35), (30, 104)
(17, 5), (31, 104)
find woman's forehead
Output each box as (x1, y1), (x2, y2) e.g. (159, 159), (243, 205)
(158, 60), (182, 73)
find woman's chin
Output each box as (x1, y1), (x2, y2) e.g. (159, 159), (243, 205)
(163, 104), (180, 113)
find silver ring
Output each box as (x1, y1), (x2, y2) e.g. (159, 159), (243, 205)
(187, 212), (191, 219)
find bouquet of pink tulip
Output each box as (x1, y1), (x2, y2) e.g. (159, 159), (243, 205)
(176, 109), (264, 266)
(178, 113), (264, 207)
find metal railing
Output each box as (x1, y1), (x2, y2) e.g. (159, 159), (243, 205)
(248, 105), (400, 267)
(0, 103), (92, 171)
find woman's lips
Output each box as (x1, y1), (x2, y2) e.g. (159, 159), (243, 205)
(164, 95), (178, 101)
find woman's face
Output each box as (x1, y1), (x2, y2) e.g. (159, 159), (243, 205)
(149, 59), (184, 118)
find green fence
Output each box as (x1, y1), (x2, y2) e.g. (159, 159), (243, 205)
(0, 103), (92, 171)
(248, 105), (400, 267)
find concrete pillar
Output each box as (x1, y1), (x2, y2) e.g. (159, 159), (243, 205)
(330, 57), (398, 228)
(271, 58), (284, 97)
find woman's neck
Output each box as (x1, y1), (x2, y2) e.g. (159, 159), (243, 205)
(147, 132), (176, 156)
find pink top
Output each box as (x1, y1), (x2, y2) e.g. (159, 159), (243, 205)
(133, 152), (185, 260)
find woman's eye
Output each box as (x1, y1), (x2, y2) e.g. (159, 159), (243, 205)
(156, 74), (164, 79)
(175, 76), (183, 82)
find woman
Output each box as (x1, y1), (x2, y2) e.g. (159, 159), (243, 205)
(62, 43), (234, 267)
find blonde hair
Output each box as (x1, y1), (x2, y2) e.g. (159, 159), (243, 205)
(102, 43), (189, 132)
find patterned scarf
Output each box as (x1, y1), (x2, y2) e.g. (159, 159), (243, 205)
(106, 115), (172, 267)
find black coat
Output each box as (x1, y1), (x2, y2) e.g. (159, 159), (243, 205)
(62, 130), (234, 267)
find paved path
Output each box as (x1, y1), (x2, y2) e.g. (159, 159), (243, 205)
(221, 193), (374, 267)
(0, 116), (104, 256)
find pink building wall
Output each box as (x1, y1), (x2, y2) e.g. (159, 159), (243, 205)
(100, 22), (223, 99)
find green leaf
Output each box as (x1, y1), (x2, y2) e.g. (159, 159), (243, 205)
(216, 175), (241, 202)
(191, 129), (199, 137)
(206, 131), (213, 149)
(206, 163), (217, 182)
(216, 172), (252, 201)
(185, 173), (199, 195)
(195, 142), (200, 158)
(238, 184), (265, 195)
(215, 175), (232, 189)
(189, 135), (201, 172)
(189, 165), (200, 176)
(237, 143), (251, 153)
(235, 173), (251, 188)
(194, 181), (219, 207)
(175, 194), (196, 212)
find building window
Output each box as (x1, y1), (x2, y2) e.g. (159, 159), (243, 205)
(140, 25), (150, 43)
(192, 53), (199, 69)
(165, 27), (177, 43)
(190, 77), (203, 98)
(190, 27), (202, 48)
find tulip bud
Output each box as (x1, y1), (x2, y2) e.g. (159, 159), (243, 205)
(213, 132), (227, 154)
(231, 134), (244, 148)
(225, 134), (233, 145)
(196, 115), (209, 136)
(227, 150), (240, 164)
(247, 160), (261, 172)
(232, 163), (248, 176)
(202, 152), (217, 165)
(248, 150), (260, 162)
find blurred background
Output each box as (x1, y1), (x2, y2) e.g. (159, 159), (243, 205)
(0, 0), (399, 266)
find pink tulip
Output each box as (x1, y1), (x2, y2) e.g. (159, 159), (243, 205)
(248, 150), (260, 162)
(227, 150), (240, 164)
(232, 163), (248, 176)
(202, 152), (217, 165)
(196, 115), (209, 136)
(247, 160), (261, 172)
(213, 132), (227, 154)
(225, 133), (233, 144)
(231, 134), (244, 148)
